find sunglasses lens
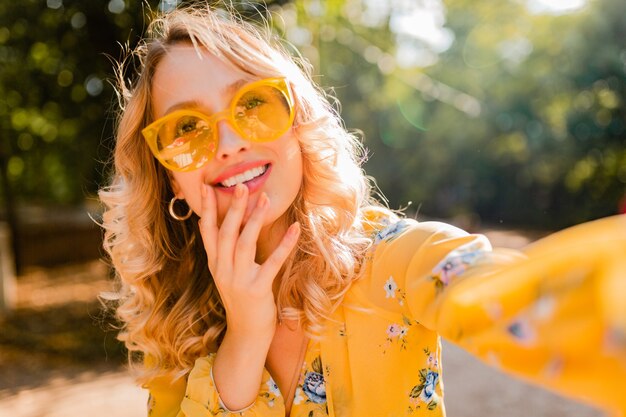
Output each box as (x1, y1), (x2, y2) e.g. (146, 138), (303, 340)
(155, 114), (217, 170)
(234, 84), (292, 142)
(144, 79), (294, 172)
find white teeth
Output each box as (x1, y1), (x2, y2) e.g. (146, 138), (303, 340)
(220, 165), (268, 187)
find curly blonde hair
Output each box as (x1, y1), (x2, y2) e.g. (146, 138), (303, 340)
(99, 4), (392, 383)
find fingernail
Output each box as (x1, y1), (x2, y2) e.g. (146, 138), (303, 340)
(257, 193), (268, 208)
(201, 184), (208, 198)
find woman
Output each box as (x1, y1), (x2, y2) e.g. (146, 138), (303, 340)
(99, 5), (626, 417)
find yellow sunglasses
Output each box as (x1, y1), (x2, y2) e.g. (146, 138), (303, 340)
(142, 77), (295, 172)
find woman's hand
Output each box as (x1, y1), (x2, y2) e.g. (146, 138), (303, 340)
(199, 182), (300, 411)
(198, 182), (300, 340)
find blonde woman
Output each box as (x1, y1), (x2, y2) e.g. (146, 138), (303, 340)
(99, 5), (626, 417)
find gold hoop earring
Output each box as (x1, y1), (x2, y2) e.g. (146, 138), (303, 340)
(168, 197), (192, 221)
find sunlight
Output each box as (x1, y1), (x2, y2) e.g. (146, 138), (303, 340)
(386, 0), (454, 68)
(389, 4), (454, 54)
(526, 0), (588, 14)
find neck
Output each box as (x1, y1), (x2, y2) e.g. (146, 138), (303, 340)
(256, 216), (295, 301)
(255, 216), (291, 264)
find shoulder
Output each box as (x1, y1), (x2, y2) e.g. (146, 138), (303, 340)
(361, 206), (470, 257)
(361, 205), (412, 243)
(351, 208), (472, 313)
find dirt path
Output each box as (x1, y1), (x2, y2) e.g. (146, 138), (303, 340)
(0, 371), (145, 416)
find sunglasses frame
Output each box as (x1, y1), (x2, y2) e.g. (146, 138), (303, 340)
(141, 77), (295, 172)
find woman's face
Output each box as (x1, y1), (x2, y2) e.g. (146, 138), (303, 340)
(150, 44), (303, 228)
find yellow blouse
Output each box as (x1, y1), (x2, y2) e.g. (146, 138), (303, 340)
(146, 212), (626, 417)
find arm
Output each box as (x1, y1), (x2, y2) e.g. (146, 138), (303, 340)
(145, 354), (283, 417)
(368, 215), (626, 415)
(145, 184), (298, 417)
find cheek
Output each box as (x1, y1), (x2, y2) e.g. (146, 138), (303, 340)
(186, 191), (204, 216)
(291, 150), (304, 194)
(283, 137), (303, 184)
(170, 173), (204, 214)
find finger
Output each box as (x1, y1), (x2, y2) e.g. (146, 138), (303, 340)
(199, 184), (219, 269)
(217, 183), (248, 264)
(236, 192), (270, 262)
(258, 222), (300, 285)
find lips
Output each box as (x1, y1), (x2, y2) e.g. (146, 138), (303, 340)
(215, 164), (271, 195)
(218, 164), (269, 187)
(211, 161), (269, 185)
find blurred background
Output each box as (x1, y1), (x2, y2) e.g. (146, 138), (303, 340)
(0, 0), (623, 415)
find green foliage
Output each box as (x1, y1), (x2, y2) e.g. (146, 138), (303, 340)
(0, 0), (284, 207)
(0, 0), (153, 205)
(285, 0), (625, 227)
(1, 0), (624, 228)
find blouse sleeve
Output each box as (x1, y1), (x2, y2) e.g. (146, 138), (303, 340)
(146, 354), (285, 417)
(366, 214), (626, 415)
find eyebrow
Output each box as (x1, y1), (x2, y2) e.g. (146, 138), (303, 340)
(162, 78), (249, 116)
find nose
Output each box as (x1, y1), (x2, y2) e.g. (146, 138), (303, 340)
(214, 120), (250, 161)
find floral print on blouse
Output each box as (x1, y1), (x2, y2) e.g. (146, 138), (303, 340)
(145, 210), (626, 417)
(290, 343), (328, 416)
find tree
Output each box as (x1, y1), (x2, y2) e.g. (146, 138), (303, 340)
(1, 0), (623, 236)
(281, 0), (625, 228)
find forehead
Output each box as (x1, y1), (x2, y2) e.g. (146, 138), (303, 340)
(151, 44), (249, 118)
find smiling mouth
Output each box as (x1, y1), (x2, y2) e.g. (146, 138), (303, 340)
(217, 164), (270, 188)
